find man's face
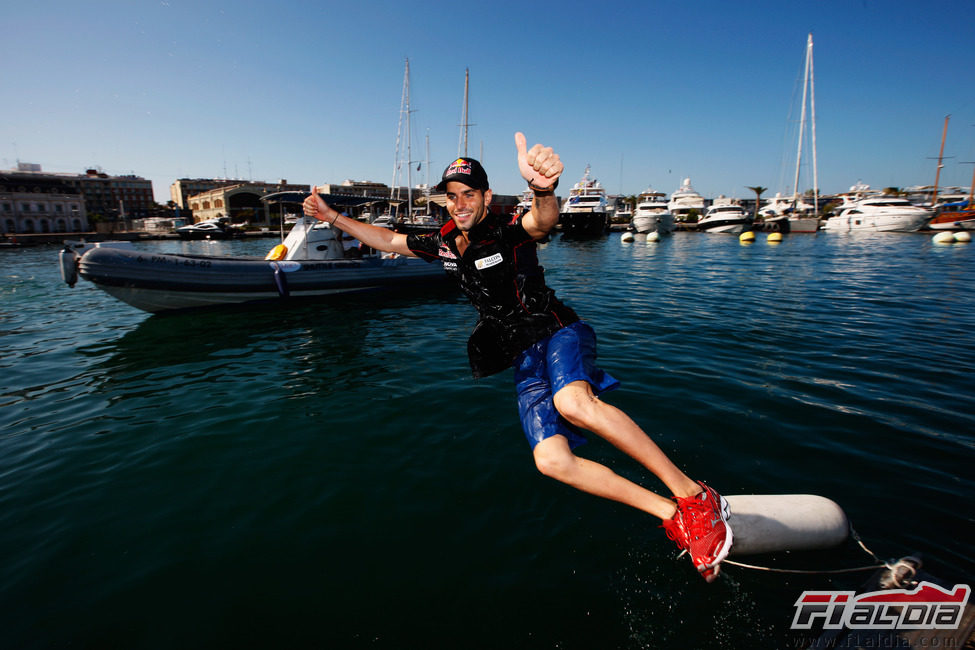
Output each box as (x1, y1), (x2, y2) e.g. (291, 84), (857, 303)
(445, 181), (492, 232)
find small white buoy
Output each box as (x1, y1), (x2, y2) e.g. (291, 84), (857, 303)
(739, 231), (755, 244)
(954, 231), (971, 243)
(647, 231), (660, 243)
(767, 232), (783, 244)
(621, 231), (635, 243)
(726, 494), (849, 556)
(933, 231), (956, 245)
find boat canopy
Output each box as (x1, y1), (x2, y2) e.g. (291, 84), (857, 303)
(943, 199), (971, 208)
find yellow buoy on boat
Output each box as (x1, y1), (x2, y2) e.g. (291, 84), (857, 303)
(739, 231), (756, 244)
(265, 244), (288, 260)
(767, 232), (783, 244)
(932, 232), (956, 245)
(954, 231), (971, 243)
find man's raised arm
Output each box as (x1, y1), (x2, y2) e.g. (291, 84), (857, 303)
(515, 132), (565, 240)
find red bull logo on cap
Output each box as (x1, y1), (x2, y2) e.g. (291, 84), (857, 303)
(446, 159), (473, 177)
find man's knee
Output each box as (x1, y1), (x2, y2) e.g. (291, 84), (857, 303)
(533, 437), (576, 480)
(552, 383), (598, 428)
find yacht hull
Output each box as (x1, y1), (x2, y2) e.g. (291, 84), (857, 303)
(927, 209), (975, 231)
(559, 211), (609, 238)
(698, 219), (748, 234)
(631, 213), (675, 235)
(823, 210), (931, 232)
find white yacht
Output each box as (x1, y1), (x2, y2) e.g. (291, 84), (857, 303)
(614, 200), (633, 224)
(668, 178), (706, 226)
(631, 189), (674, 235)
(559, 166), (610, 237)
(515, 189), (534, 217)
(698, 197), (750, 234)
(823, 186), (933, 232)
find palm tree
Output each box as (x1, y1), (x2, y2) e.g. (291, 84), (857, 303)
(746, 186), (768, 220)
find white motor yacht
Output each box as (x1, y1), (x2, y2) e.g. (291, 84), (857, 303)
(631, 189), (674, 235)
(698, 197), (750, 234)
(823, 190), (933, 232)
(558, 166), (610, 237)
(668, 178), (706, 226)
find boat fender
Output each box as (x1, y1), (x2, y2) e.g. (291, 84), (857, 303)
(954, 231), (971, 243)
(270, 262), (289, 298)
(265, 244), (288, 260)
(739, 231), (756, 244)
(768, 232), (783, 244)
(620, 231), (635, 243)
(59, 247), (79, 287)
(725, 494), (849, 556)
(933, 231), (956, 245)
(647, 231), (660, 243)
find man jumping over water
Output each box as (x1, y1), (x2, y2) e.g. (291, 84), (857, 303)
(303, 133), (733, 581)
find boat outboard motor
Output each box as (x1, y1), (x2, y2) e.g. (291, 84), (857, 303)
(59, 247), (80, 287)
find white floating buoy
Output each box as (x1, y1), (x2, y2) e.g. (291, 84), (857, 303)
(647, 231), (660, 243)
(726, 494), (849, 556)
(933, 231), (956, 245)
(621, 231), (635, 243)
(955, 231), (971, 243)
(767, 232), (783, 244)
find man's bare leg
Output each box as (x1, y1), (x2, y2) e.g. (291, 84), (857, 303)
(532, 434), (679, 520)
(551, 380), (702, 500)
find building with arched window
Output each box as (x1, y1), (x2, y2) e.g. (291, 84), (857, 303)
(0, 167), (88, 234)
(186, 181), (307, 225)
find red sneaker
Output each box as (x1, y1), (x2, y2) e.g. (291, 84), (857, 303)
(668, 482), (733, 581)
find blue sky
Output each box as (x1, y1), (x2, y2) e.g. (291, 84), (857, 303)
(2, 0), (974, 203)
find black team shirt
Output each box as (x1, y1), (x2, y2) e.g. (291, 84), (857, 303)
(406, 212), (579, 378)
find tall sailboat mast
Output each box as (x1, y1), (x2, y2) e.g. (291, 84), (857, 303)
(391, 58), (416, 220)
(793, 33), (817, 215)
(931, 115), (950, 207)
(458, 68), (473, 157)
(809, 34), (818, 216)
(406, 59), (413, 220)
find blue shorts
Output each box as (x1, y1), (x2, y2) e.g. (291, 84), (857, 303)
(513, 321), (620, 449)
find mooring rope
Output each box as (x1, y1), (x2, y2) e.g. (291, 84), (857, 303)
(718, 526), (895, 576)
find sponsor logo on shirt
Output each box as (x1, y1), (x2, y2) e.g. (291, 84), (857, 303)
(438, 245), (457, 259)
(475, 253), (504, 270)
(442, 260), (458, 270)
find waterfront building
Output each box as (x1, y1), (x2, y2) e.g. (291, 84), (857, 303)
(0, 165), (88, 234)
(1, 163), (155, 231)
(186, 180), (307, 225)
(73, 169), (155, 218)
(169, 178), (243, 209)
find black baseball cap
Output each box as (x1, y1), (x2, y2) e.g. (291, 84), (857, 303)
(435, 157), (489, 192)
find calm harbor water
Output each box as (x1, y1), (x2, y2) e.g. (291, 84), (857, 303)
(2, 231), (973, 649)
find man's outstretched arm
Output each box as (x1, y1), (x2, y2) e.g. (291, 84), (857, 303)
(302, 189), (416, 257)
